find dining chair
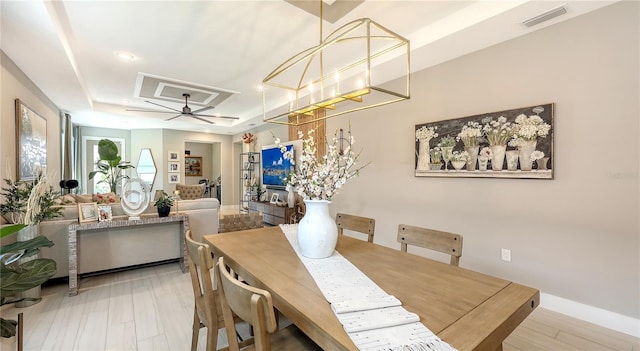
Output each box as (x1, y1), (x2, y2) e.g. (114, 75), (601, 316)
(336, 213), (376, 243)
(397, 224), (463, 266)
(185, 230), (253, 351)
(215, 256), (322, 351)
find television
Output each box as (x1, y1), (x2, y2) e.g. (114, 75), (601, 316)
(261, 141), (300, 189)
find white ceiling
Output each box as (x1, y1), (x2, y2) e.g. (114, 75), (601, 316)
(1, 0), (615, 135)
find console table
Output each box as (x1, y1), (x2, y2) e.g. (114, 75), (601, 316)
(67, 214), (189, 296)
(248, 201), (294, 225)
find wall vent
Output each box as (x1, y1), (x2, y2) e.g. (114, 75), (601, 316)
(522, 6), (567, 28)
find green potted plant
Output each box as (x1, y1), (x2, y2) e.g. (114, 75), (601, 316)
(1, 224), (57, 340)
(88, 139), (135, 193)
(154, 191), (174, 217)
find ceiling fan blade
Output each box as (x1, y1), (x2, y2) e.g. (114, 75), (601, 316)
(191, 105), (215, 114)
(127, 108), (183, 114)
(191, 115), (216, 124)
(144, 100), (182, 112)
(193, 113), (240, 120)
(165, 114), (182, 121)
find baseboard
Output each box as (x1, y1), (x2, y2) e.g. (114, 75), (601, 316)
(540, 292), (640, 338)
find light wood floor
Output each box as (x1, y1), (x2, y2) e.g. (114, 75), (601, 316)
(1, 262), (637, 351)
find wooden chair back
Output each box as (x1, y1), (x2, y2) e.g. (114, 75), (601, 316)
(216, 257), (278, 351)
(219, 213), (264, 233)
(185, 229), (221, 351)
(397, 224), (463, 266)
(336, 213), (376, 243)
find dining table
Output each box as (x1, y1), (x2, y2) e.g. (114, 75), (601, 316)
(203, 226), (539, 351)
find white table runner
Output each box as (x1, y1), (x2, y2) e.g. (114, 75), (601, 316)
(280, 224), (457, 351)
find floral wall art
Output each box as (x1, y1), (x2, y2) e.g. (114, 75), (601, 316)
(415, 103), (554, 179)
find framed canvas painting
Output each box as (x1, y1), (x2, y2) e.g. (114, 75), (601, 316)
(15, 99), (47, 180)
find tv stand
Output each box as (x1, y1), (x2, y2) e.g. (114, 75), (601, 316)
(248, 201), (295, 226)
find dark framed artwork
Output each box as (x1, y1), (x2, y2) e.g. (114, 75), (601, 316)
(415, 103), (554, 179)
(184, 156), (202, 177)
(15, 99), (47, 180)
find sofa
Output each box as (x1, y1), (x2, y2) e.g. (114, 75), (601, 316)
(3, 194), (220, 279)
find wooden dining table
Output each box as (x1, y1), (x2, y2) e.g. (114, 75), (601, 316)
(203, 226), (539, 351)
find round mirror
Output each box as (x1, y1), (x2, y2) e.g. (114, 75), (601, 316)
(136, 148), (157, 189)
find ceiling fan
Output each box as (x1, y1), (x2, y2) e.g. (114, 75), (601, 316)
(126, 93), (239, 124)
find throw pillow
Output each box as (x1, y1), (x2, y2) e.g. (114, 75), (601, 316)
(94, 192), (120, 204)
(75, 194), (94, 203)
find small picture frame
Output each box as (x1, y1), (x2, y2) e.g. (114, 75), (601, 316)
(270, 193), (279, 204)
(168, 151), (179, 162)
(78, 203), (99, 223)
(98, 205), (112, 222)
(168, 161), (180, 173)
(169, 173), (180, 184)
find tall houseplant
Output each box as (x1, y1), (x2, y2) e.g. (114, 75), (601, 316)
(0, 172), (61, 339)
(88, 139), (135, 193)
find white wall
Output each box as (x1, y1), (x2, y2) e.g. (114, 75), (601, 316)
(327, 1), (639, 323)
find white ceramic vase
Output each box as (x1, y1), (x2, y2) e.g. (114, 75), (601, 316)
(465, 145), (480, 171)
(296, 200), (338, 259)
(518, 139), (537, 171)
(490, 145), (506, 171)
(416, 137), (431, 171)
(506, 151), (519, 170)
(287, 189), (295, 208)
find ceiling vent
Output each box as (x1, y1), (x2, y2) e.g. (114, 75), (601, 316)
(522, 6), (567, 28)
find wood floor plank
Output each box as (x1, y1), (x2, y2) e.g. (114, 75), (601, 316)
(131, 277), (164, 342)
(7, 261), (638, 351)
(557, 331), (621, 351)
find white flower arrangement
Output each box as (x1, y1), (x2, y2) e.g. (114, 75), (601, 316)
(438, 135), (456, 148)
(429, 147), (442, 163)
(478, 147), (493, 161)
(483, 116), (514, 146)
(456, 121), (482, 147)
(416, 126), (438, 141)
(280, 129), (368, 201)
(512, 114), (551, 141)
(449, 150), (470, 162)
(531, 150), (545, 162)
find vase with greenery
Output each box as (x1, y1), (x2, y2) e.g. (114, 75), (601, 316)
(0, 172), (61, 339)
(438, 136), (456, 170)
(88, 139), (135, 193)
(153, 191), (174, 217)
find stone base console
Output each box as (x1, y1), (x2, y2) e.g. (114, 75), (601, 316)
(2, 197), (221, 288)
(67, 214), (190, 296)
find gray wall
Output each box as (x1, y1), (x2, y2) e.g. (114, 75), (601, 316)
(327, 1), (639, 319)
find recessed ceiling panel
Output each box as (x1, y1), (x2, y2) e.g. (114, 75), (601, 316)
(134, 72), (238, 107)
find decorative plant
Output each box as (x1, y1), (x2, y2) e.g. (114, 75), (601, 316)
(478, 147), (493, 161)
(415, 126), (438, 141)
(0, 172), (60, 339)
(88, 139), (135, 193)
(429, 147), (442, 164)
(0, 172), (62, 225)
(450, 150), (471, 162)
(530, 150), (545, 162)
(253, 183), (266, 202)
(438, 135), (456, 148)
(511, 114), (551, 141)
(0, 225), (57, 338)
(456, 121), (482, 147)
(483, 116), (514, 146)
(153, 191), (174, 209)
(242, 133), (255, 144)
(279, 128), (368, 201)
